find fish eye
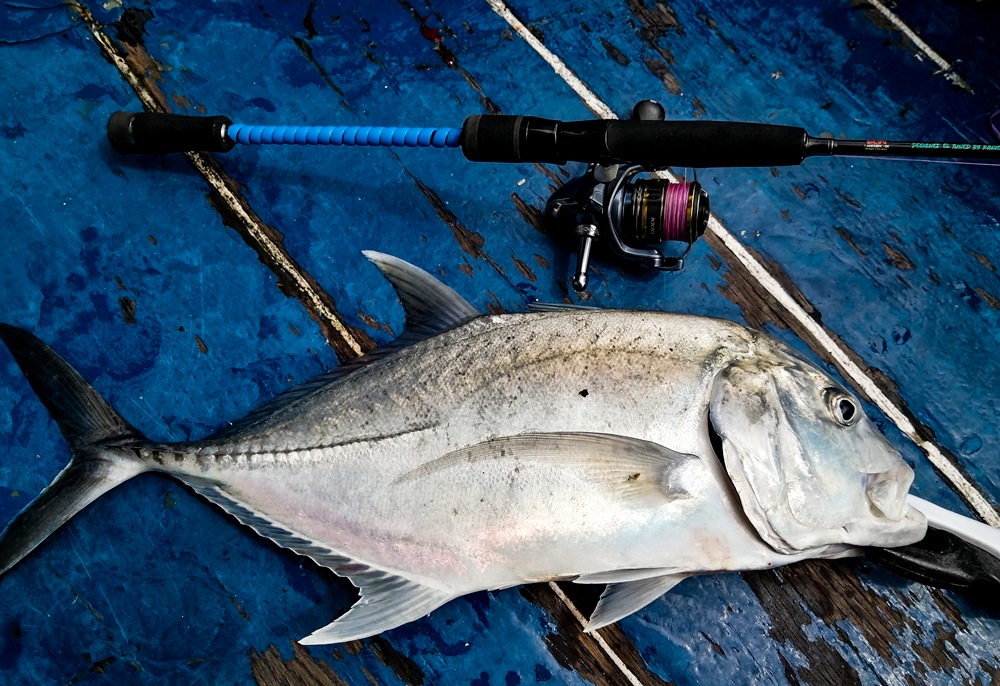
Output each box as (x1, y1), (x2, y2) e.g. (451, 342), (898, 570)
(826, 389), (861, 426)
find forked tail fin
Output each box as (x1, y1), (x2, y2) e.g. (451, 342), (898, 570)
(0, 325), (149, 575)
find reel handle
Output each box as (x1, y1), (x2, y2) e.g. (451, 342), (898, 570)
(573, 224), (599, 292)
(107, 112), (235, 154)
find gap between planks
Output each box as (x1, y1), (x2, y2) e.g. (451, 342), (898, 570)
(547, 581), (645, 686)
(484, 0), (1000, 532)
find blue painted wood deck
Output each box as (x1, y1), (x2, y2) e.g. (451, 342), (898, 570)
(1, 0), (998, 684)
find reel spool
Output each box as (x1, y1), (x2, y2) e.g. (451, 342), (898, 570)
(619, 175), (708, 246)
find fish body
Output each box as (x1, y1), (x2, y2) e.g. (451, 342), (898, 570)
(0, 252), (926, 644)
(167, 311), (814, 588)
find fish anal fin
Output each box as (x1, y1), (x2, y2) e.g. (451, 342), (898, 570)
(183, 479), (454, 643)
(182, 479), (367, 574)
(300, 575), (455, 645)
(585, 574), (688, 632)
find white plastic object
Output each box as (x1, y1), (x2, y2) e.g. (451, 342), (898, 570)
(908, 495), (1000, 560)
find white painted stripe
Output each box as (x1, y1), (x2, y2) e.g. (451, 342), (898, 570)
(77, 7), (364, 358)
(863, 0), (973, 93)
(487, 0), (1000, 528)
(548, 582), (645, 686)
(484, 0), (616, 120)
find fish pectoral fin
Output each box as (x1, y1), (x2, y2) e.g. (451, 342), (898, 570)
(395, 432), (694, 505)
(585, 574), (688, 632)
(300, 572), (455, 645)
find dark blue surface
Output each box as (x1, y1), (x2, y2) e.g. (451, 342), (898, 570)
(1, 0), (999, 684)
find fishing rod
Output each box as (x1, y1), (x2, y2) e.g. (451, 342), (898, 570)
(107, 101), (1000, 291)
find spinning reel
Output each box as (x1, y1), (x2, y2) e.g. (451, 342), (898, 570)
(544, 101), (710, 291)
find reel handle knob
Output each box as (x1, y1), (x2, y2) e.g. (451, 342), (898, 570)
(573, 224), (599, 292)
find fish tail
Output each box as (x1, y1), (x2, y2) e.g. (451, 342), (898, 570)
(0, 325), (149, 576)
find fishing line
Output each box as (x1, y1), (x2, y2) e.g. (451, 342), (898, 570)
(839, 155), (1000, 168)
(662, 182), (695, 242)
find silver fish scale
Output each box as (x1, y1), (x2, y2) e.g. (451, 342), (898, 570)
(186, 310), (751, 462)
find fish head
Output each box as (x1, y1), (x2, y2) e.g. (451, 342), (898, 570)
(708, 342), (926, 554)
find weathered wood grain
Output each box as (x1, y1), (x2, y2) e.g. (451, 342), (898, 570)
(251, 642), (351, 686)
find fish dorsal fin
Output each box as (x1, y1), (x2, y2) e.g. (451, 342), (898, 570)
(207, 252), (478, 441)
(182, 479), (454, 643)
(585, 574), (688, 632)
(204, 366), (358, 440)
(363, 251), (481, 346)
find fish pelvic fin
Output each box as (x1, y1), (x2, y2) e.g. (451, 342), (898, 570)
(585, 574), (688, 632)
(0, 325), (149, 576)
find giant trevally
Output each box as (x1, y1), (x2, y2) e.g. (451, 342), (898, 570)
(0, 252), (927, 644)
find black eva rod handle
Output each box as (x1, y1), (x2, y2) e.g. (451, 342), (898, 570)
(107, 111), (235, 154)
(460, 115), (809, 167)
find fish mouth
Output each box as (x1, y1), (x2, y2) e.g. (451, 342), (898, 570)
(865, 464), (912, 521)
(707, 414), (726, 466)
